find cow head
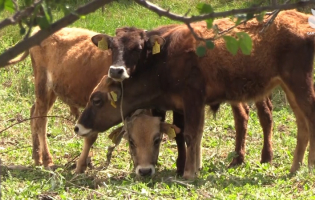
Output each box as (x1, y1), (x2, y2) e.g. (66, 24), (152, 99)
(91, 27), (165, 82)
(74, 75), (123, 136)
(121, 109), (180, 177)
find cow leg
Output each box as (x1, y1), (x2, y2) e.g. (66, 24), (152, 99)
(30, 104), (41, 165)
(229, 103), (249, 167)
(31, 90), (57, 167)
(172, 112), (186, 176)
(69, 106), (80, 121)
(255, 97), (273, 164)
(76, 133), (98, 173)
(281, 83), (310, 172)
(182, 98), (205, 179)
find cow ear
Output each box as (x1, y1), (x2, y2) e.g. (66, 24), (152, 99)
(91, 34), (112, 50)
(160, 123), (181, 139)
(149, 35), (165, 47)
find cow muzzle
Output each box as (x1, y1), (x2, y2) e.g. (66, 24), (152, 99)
(108, 66), (129, 81)
(135, 165), (155, 177)
(74, 123), (93, 136)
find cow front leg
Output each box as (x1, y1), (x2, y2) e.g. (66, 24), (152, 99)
(182, 101), (205, 180)
(172, 111), (186, 176)
(76, 133), (98, 173)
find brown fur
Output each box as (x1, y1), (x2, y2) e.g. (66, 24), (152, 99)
(76, 10), (315, 179)
(124, 109), (180, 176)
(9, 27), (112, 168)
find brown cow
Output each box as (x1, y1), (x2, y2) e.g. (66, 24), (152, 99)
(7, 26), (186, 173)
(75, 10), (315, 179)
(8, 27), (112, 168)
(121, 109), (181, 176)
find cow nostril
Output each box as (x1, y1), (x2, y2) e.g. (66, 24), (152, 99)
(117, 69), (124, 75)
(74, 126), (79, 133)
(139, 168), (152, 176)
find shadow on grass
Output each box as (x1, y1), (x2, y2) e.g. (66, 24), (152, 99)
(0, 162), (296, 192)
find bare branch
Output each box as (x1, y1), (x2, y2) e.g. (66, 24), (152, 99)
(0, 0), (44, 30)
(0, 115), (74, 134)
(0, 0), (114, 67)
(260, 0), (291, 33)
(134, 0), (315, 23)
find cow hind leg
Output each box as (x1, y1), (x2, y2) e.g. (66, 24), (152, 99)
(30, 104), (41, 165)
(255, 97), (273, 164)
(229, 103), (249, 167)
(31, 85), (57, 167)
(281, 83), (310, 173)
(76, 133), (98, 173)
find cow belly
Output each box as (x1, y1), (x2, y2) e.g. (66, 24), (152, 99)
(206, 76), (281, 103)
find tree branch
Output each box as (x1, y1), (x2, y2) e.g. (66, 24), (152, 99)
(0, 0), (44, 30)
(0, 0), (113, 67)
(134, 0), (315, 23)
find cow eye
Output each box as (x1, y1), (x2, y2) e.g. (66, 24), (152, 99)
(154, 137), (161, 146)
(92, 97), (102, 106)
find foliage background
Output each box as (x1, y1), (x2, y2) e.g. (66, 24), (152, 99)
(0, 0), (315, 199)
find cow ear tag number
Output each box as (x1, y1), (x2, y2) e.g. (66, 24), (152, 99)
(152, 41), (160, 55)
(166, 127), (176, 139)
(98, 37), (108, 50)
(109, 91), (117, 108)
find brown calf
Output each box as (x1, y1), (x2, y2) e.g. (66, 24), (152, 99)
(8, 27), (112, 168)
(76, 10), (315, 179)
(122, 109), (181, 176)
(7, 26), (186, 174)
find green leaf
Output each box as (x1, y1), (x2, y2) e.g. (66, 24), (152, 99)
(37, 16), (50, 29)
(246, 13), (254, 20)
(196, 46), (206, 57)
(237, 32), (252, 55)
(223, 36), (239, 56)
(205, 40), (214, 49)
(4, 0), (14, 13)
(206, 18), (213, 29)
(256, 12), (266, 22)
(41, 1), (52, 23)
(234, 17), (242, 26)
(196, 3), (213, 14)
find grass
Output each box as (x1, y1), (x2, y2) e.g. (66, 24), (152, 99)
(1, 0), (315, 199)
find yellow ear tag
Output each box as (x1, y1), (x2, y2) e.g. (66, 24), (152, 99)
(109, 91), (117, 108)
(152, 41), (160, 55)
(98, 37), (108, 50)
(111, 100), (117, 108)
(166, 127), (176, 139)
(110, 91), (117, 102)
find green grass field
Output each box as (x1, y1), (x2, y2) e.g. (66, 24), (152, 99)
(1, 0), (315, 199)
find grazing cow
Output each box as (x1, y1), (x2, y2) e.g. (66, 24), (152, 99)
(120, 109), (181, 176)
(7, 26), (187, 174)
(75, 10), (315, 179)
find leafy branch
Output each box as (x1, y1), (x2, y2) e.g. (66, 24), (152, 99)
(134, 0), (315, 23)
(0, 0), (114, 68)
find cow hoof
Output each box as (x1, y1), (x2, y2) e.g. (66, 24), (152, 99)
(176, 169), (184, 176)
(228, 157), (244, 168)
(182, 171), (197, 180)
(44, 164), (58, 171)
